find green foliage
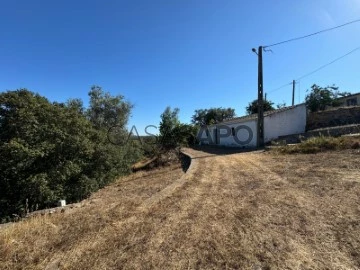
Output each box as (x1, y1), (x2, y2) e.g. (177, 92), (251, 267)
(66, 98), (84, 114)
(87, 85), (133, 130)
(159, 107), (198, 149)
(159, 107), (180, 138)
(191, 107), (235, 126)
(275, 135), (360, 154)
(305, 84), (349, 112)
(245, 99), (275, 115)
(171, 123), (199, 147)
(0, 88), (140, 221)
(159, 106), (180, 149)
(137, 136), (161, 157)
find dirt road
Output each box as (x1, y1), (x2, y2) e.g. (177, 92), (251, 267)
(1, 148), (360, 269)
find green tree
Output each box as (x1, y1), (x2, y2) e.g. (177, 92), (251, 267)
(159, 107), (180, 149)
(245, 99), (275, 115)
(305, 84), (347, 112)
(66, 98), (84, 114)
(0, 88), (140, 222)
(159, 107), (198, 149)
(87, 85), (133, 130)
(83, 86), (141, 192)
(191, 107), (236, 126)
(0, 89), (97, 220)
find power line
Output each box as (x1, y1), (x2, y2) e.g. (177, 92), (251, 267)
(266, 46), (360, 94)
(266, 45), (360, 96)
(267, 82), (292, 94)
(263, 19), (360, 48)
(296, 45), (360, 81)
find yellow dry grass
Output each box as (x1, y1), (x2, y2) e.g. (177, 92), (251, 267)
(1, 148), (360, 269)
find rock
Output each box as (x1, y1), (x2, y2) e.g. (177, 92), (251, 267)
(45, 258), (61, 270)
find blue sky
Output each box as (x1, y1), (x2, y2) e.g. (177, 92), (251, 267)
(1, 0), (359, 134)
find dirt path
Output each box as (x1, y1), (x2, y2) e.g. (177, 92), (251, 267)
(1, 148), (360, 269)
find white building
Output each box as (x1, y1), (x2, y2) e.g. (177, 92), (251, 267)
(334, 92), (360, 107)
(198, 103), (307, 147)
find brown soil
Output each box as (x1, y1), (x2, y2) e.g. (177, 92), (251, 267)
(1, 148), (360, 269)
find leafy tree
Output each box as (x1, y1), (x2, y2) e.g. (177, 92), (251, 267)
(159, 107), (180, 149)
(171, 123), (199, 147)
(159, 107), (180, 135)
(66, 98), (84, 114)
(83, 86), (141, 190)
(0, 90), (96, 219)
(245, 99), (275, 115)
(191, 107), (236, 126)
(305, 84), (348, 112)
(159, 107), (198, 149)
(87, 85), (133, 130)
(0, 88), (140, 222)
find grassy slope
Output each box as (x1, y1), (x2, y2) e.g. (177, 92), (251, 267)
(275, 135), (360, 154)
(1, 147), (360, 269)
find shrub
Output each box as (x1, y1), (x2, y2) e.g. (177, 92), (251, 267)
(275, 135), (360, 154)
(0, 89), (140, 221)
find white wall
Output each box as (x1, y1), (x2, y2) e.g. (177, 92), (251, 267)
(216, 120), (257, 147)
(264, 104), (306, 142)
(198, 126), (216, 145)
(197, 104), (306, 147)
(197, 119), (257, 147)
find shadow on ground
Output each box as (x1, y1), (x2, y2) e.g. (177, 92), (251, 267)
(189, 145), (263, 158)
(179, 152), (191, 172)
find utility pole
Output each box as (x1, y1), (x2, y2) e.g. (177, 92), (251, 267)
(257, 46), (264, 148)
(264, 93), (267, 101)
(292, 80), (295, 106)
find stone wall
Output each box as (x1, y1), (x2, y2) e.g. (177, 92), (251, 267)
(275, 124), (360, 144)
(307, 106), (360, 131)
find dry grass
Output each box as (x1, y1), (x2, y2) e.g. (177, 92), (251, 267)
(274, 135), (360, 154)
(1, 148), (360, 269)
(131, 157), (158, 171)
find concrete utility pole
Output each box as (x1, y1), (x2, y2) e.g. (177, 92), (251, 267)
(256, 46), (264, 148)
(292, 80), (295, 106)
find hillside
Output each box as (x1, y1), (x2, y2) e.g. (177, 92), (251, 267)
(1, 147), (360, 269)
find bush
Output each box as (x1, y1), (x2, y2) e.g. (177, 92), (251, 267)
(0, 89), (141, 221)
(159, 107), (199, 149)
